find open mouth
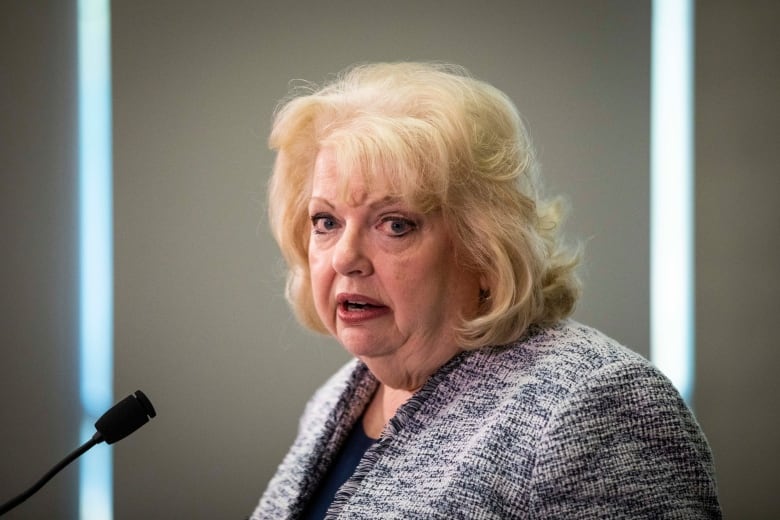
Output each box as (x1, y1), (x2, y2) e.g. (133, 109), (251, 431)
(336, 294), (388, 319)
(343, 301), (381, 311)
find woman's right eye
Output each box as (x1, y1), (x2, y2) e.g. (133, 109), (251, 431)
(311, 214), (339, 234)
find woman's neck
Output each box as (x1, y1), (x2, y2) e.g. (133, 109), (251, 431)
(361, 383), (415, 439)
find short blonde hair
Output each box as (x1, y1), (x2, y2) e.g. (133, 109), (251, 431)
(268, 62), (580, 349)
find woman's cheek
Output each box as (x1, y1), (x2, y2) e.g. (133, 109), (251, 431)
(308, 242), (332, 279)
(307, 248), (329, 311)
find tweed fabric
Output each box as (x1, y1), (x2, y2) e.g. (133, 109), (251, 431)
(251, 321), (720, 519)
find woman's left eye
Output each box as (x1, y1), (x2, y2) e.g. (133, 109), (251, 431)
(379, 217), (417, 237)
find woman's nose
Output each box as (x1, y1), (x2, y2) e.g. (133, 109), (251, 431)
(331, 226), (373, 277)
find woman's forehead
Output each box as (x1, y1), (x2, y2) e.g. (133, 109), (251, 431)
(311, 146), (409, 205)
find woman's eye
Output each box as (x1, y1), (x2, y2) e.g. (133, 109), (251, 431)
(311, 214), (338, 234)
(380, 217), (416, 237)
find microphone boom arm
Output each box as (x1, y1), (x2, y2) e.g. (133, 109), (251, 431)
(0, 432), (104, 515)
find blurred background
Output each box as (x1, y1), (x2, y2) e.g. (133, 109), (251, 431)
(1, 1), (778, 518)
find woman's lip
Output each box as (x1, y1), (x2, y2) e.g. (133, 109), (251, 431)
(337, 303), (391, 324)
(336, 293), (385, 307)
(335, 293), (390, 324)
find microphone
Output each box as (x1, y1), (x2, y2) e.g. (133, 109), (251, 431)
(95, 390), (157, 444)
(0, 390), (156, 516)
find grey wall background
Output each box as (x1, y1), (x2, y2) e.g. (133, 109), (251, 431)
(1, 2), (80, 519)
(695, 1), (780, 516)
(1, 1), (777, 519)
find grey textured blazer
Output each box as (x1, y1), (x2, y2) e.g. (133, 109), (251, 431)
(252, 321), (721, 519)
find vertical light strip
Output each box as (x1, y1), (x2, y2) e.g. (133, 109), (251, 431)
(651, 0), (695, 404)
(78, 0), (113, 518)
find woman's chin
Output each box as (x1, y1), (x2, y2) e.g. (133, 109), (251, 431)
(340, 342), (392, 360)
(337, 331), (394, 359)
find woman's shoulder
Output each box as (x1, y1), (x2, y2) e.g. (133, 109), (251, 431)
(512, 319), (646, 365)
(489, 319), (659, 380)
(458, 320), (683, 413)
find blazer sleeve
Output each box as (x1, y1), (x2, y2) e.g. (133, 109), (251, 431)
(528, 360), (721, 519)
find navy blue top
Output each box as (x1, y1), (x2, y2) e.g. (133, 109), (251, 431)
(300, 418), (376, 519)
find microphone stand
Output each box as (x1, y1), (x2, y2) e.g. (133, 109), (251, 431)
(0, 432), (104, 515)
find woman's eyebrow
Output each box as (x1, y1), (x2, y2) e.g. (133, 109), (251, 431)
(308, 195), (405, 210)
(368, 196), (404, 210)
(308, 196), (335, 209)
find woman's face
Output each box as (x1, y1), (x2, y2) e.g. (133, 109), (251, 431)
(307, 148), (481, 388)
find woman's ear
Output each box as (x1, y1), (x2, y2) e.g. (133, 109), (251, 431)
(478, 275), (491, 303)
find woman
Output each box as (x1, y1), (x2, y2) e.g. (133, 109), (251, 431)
(251, 62), (720, 519)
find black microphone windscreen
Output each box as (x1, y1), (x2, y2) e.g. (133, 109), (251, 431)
(94, 390), (157, 445)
